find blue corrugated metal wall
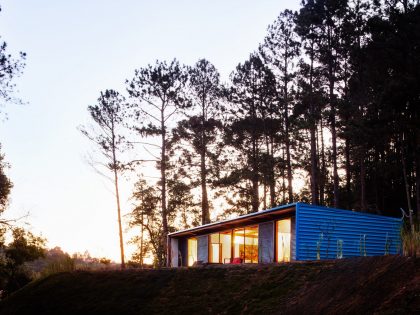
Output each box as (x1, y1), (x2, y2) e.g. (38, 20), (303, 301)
(295, 203), (402, 260)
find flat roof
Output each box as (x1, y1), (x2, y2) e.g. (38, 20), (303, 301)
(168, 202), (297, 238)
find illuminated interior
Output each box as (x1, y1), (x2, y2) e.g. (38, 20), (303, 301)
(277, 219), (291, 262)
(209, 231), (231, 263)
(187, 237), (197, 266)
(233, 226), (258, 263)
(208, 225), (259, 264)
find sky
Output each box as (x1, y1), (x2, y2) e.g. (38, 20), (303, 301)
(0, 0), (299, 262)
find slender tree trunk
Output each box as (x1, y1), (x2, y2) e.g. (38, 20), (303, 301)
(160, 108), (168, 265)
(140, 211), (144, 268)
(251, 138), (259, 213)
(345, 138), (351, 209)
(416, 151), (420, 217)
(112, 154), (125, 269)
(402, 146), (414, 232)
(200, 87), (210, 224)
(327, 26), (339, 208)
(310, 125), (318, 205)
(374, 150), (381, 214)
(331, 109), (339, 207)
(360, 148), (367, 212)
(263, 181), (267, 210)
(309, 47), (318, 205)
(283, 51), (293, 203)
(263, 138), (269, 210)
(269, 137), (275, 207)
(285, 109), (293, 203)
(200, 151), (210, 224)
(282, 148), (286, 203)
(320, 118), (326, 205)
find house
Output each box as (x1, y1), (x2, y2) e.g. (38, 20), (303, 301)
(167, 202), (402, 267)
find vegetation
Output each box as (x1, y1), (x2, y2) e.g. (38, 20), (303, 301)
(0, 256), (418, 314)
(77, 0), (420, 266)
(0, 2), (417, 313)
(0, 228), (46, 298)
(80, 90), (128, 269)
(0, 5), (25, 113)
(0, 3), (48, 298)
(401, 223), (420, 257)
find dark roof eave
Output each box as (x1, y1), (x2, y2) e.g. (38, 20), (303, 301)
(168, 202), (298, 238)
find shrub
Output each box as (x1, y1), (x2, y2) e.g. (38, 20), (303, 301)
(401, 223), (420, 257)
(41, 256), (75, 277)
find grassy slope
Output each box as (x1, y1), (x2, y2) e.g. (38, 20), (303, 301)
(0, 256), (419, 315)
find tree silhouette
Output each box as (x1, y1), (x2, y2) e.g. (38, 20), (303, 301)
(80, 89), (127, 269)
(126, 59), (189, 265)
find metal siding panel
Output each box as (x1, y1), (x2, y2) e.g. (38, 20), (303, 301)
(258, 221), (274, 263)
(296, 203), (402, 260)
(197, 235), (208, 263)
(291, 216), (296, 260)
(170, 238), (179, 267)
(295, 203), (300, 260)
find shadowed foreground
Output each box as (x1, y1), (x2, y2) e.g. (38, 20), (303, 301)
(0, 256), (418, 315)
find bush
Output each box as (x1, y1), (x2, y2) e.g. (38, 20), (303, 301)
(41, 256), (75, 277)
(401, 223), (420, 257)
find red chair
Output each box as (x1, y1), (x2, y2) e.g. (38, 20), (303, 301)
(232, 257), (243, 264)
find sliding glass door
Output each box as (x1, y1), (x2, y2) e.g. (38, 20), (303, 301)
(187, 237), (197, 266)
(208, 225), (259, 264)
(277, 219), (291, 262)
(233, 225), (258, 263)
(209, 231), (231, 263)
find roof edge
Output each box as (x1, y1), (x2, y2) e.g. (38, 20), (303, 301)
(168, 202), (298, 237)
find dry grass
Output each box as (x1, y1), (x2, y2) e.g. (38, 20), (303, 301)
(401, 223), (420, 257)
(0, 256), (418, 315)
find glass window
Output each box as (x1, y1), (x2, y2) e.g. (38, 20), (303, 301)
(233, 226), (258, 263)
(209, 231), (232, 264)
(220, 231), (232, 264)
(244, 226), (258, 263)
(277, 219), (291, 262)
(187, 238), (198, 266)
(233, 228), (245, 261)
(209, 233), (220, 263)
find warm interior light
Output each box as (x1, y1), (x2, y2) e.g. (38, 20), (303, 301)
(187, 238), (197, 266)
(277, 219), (291, 262)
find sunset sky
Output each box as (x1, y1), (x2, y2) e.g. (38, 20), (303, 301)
(0, 0), (299, 262)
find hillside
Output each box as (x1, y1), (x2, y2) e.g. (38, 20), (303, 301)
(0, 256), (418, 315)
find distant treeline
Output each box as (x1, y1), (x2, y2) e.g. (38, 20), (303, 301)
(83, 0), (420, 266)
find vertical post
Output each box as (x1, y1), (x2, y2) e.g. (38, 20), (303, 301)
(166, 235), (170, 267)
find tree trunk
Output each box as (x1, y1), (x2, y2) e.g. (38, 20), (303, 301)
(251, 138), (259, 213)
(327, 25), (339, 208)
(285, 108), (293, 203)
(416, 151), (420, 217)
(360, 148), (367, 212)
(331, 108), (339, 208)
(281, 148), (286, 203)
(310, 124), (318, 205)
(320, 118), (326, 205)
(309, 48), (318, 205)
(112, 156), (125, 269)
(160, 108), (168, 264)
(373, 149), (381, 214)
(140, 211), (144, 268)
(269, 137), (276, 207)
(345, 138), (351, 209)
(200, 88), (210, 224)
(284, 49), (293, 203)
(263, 180), (267, 210)
(402, 147), (414, 233)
